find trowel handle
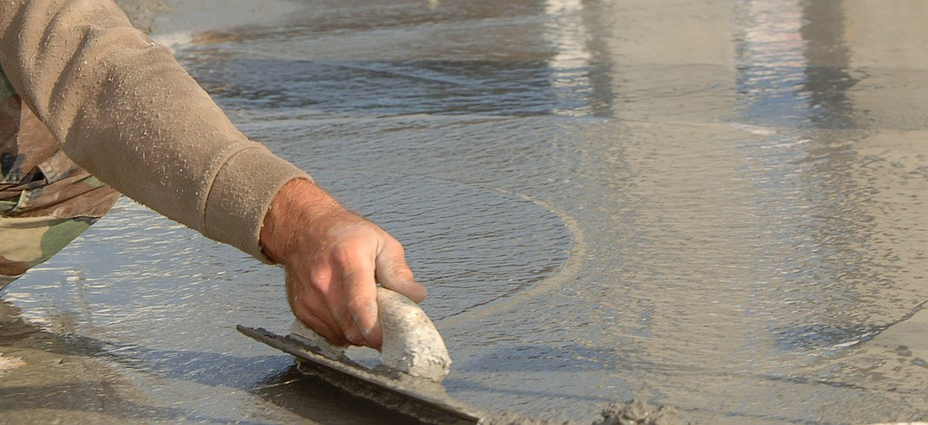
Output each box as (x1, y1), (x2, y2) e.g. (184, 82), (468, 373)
(290, 287), (451, 382)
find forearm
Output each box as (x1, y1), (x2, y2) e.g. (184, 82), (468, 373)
(0, 0), (306, 261)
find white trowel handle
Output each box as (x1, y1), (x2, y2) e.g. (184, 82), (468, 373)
(290, 287), (451, 382)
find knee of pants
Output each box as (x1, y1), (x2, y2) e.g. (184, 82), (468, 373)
(0, 215), (100, 287)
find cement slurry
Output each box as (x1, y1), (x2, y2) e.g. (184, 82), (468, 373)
(2, 0), (927, 423)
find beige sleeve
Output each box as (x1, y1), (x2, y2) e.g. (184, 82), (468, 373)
(0, 0), (310, 263)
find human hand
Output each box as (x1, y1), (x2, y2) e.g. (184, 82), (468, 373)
(259, 179), (426, 349)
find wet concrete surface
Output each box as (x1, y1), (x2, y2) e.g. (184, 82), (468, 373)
(2, 0), (928, 423)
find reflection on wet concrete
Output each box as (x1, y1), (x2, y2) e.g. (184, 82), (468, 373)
(3, 0), (928, 423)
(800, 0), (857, 130)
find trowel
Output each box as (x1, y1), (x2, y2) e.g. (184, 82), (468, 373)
(237, 287), (485, 424)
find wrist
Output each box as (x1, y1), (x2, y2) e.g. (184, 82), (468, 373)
(260, 178), (342, 264)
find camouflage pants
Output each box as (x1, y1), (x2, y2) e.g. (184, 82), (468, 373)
(0, 215), (97, 291)
(0, 177), (118, 292)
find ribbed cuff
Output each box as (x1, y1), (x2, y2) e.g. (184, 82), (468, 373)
(202, 145), (311, 264)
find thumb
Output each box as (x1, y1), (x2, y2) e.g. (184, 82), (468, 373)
(375, 239), (426, 303)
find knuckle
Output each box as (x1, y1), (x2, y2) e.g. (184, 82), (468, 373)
(390, 264), (414, 281)
(398, 262), (414, 276)
(308, 268), (331, 289)
(330, 243), (359, 267)
(384, 238), (405, 255)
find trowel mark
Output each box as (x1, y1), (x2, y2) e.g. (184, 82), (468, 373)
(436, 187), (586, 329)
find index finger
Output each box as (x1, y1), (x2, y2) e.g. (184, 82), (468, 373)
(375, 239), (426, 303)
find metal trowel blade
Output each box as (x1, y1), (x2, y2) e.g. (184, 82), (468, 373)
(237, 325), (484, 425)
